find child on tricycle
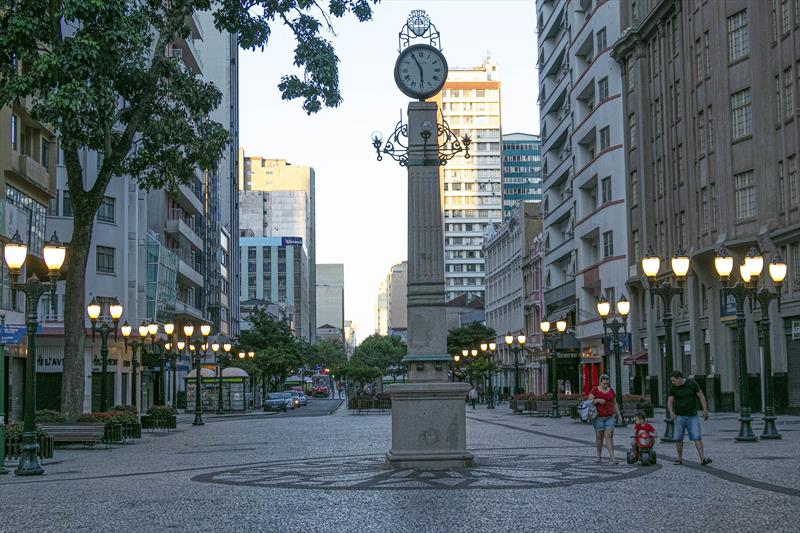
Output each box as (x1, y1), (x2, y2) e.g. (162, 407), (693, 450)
(627, 411), (658, 466)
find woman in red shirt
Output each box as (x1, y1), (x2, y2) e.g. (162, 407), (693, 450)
(588, 373), (622, 464)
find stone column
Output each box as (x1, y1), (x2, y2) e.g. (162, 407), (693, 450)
(385, 101), (473, 469)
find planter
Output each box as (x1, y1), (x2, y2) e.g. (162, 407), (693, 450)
(103, 423), (123, 443)
(4, 433), (54, 460)
(141, 414), (176, 430)
(121, 421), (142, 440)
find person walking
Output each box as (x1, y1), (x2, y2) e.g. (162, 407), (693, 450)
(468, 386), (478, 410)
(668, 370), (712, 466)
(587, 374), (622, 464)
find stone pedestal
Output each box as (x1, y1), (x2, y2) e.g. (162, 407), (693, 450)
(385, 382), (474, 469)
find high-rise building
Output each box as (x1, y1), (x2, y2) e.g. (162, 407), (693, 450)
(344, 320), (357, 357)
(537, 0), (629, 393)
(29, 13), (240, 414)
(238, 151), (316, 340)
(438, 60), (503, 302)
(502, 133), (542, 219)
(386, 261), (408, 340)
(375, 280), (388, 335)
(614, 0), (800, 411)
(316, 263), (345, 339)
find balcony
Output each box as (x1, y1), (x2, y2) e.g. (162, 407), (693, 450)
(177, 182), (203, 214)
(540, 34), (568, 79)
(165, 209), (204, 250)
(172, 299), (203, 320)
(9, 152), (53, 195)
(544, 279), (575, 309)
(176, 256), (204, 287)
(541, 73), (570, 119)
(539, 0), (566, 44)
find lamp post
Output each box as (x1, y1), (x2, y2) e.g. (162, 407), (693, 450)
(714, 246), (787, 441)
(3, 230), (66, 476)
(162, 321), (175, 407)
(640, 246), (690, 442)
(217, 341), (231, 414)
(597, 294), (630, 427)
(480, 342), (497, 408)
(452, 354), (460, 382)
(210, 340), (221, 414)
(504, 332), (526, 396)
(183, 322), (200, 425)
(540, 318), (567, 417)
(121, 321), (148, 411)
(87, 297), (123, 412)
(174, 340), (185, 412)
(1, 314), (7, 474)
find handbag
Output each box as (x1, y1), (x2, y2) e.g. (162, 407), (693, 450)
(588, 401), (598, 422)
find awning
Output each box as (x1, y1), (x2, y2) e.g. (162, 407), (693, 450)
(545, 304), (576, 322)
(624, 351), (648, 366)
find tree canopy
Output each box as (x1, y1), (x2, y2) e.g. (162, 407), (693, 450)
(351, 334), (406, 375)
(235, 309), (304, 391)
(447, 321), (497, 356)
(0, 0), (378, 418)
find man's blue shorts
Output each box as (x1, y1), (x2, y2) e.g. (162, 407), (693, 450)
(674, 415), (702, 441)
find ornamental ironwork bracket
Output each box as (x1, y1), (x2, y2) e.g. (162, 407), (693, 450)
(371, 113), (471, 167)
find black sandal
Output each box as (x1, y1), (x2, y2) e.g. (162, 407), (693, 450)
(702, 457), (713, 466)
(673, 460), (683, 465)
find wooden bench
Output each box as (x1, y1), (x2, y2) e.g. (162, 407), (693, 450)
(39, 424), (108, 449)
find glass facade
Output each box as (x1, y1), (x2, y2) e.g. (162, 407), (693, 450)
(146, 233), (178, 320)
(6, 185), (46, 255)
(501, 134), (542, 220)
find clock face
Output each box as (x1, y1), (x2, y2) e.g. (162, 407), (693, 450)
(394, 44), (448, 100)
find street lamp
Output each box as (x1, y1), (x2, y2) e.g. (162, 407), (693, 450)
(87, 297), (123, 412)
(715, 246), (786, 441)
(540, 319), (568, 418)
(184, 322), (204, 426)
(480, 342), (498, 408)
(162, 321), (178, 410)
(640, 245), (689, 442)
(452, 354), (461, 382)
(121, 321), (148, 412)
(597, 293), (630, 427)
(3, 230), (65, 476)
(504, 332), (526, 397)
(210, 339), (224, 414)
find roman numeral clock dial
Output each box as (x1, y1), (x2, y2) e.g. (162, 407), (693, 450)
(394, 43), (448, 100)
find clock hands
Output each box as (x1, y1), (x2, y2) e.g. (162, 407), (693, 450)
(411, 54), (425, 85)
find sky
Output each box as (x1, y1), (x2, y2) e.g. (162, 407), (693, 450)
(239, 0), (539, 342)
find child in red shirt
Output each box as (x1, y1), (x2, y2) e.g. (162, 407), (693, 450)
(631, 411), (656, 461)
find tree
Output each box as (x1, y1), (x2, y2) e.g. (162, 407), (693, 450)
(305, 338), (347, 375)
(338, 358), (381, 391)
(0, 0), (378, 419)
(351, 334), (406, 375)
(447, 321), (497, 356)
(237, 309), (303, 393)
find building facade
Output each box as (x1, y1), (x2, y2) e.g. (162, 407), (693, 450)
(484, 202), (542, 395)
(239, 152), (316, 340)
(502, 133), (542, 220)
(537, 0), (630, 394)
(438, 60), (503, 302)
(614, 0), (800, 412)
(522, 233), (547, 394)
(375, 280), (388, 335)
(316, 263), (345, 341)
(386, 261), (408, 339)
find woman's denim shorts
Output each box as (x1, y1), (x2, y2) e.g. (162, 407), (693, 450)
(593, 415), (616, 432)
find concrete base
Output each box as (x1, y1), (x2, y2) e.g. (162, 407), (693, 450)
(385, 382), (474, 469)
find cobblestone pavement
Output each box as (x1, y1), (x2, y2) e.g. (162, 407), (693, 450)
(1, 400), (798, 532)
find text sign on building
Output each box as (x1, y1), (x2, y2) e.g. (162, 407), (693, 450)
(0, 324), (40, 344)
(281, 236), (302, 246)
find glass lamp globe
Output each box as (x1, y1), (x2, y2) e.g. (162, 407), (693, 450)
(238, 352), (245, 359)
(714, 246), (734, 279)
(462, 349), (468, 357)
(120, 322), (132, 338)
(183, 323), (194, 338)
(489, 342), (496, 351)
(596, 295), (611, 318)
(138, 322), (148, 338)
(249, 352), (255, 358)
(87, 298), (101, 320)
(164, 322), (175, 336)
(223, 342), (232, 352)
(504, 332), (514, 345)
(740, 263), (752, 283)
(211, 343), (220, 353)
(470, 349), (478, 357)
(177, 341), (186, 350)
(769, 254), (787, 284)
(200, 324), (211, 337)
(454, 354), (460, 362)
(556, 319), (567, 333)
(109, 300), (123, 320)
(641, 247), (661, 279)
(744, 247), (764, 278)
(480, 343), (488, 352)
(147, 322), (158, 336)
(617, 295), (631, 317)
(540, 321), (551, 333)
(43, 231), (66, 272)
(517, 334), (526, 345)
(671, 247), (690, 279)
(3, 231), (27, 271)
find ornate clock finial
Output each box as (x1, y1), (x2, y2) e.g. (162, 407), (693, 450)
(408, 10), (430, 37)
(398, 9), (441, 52)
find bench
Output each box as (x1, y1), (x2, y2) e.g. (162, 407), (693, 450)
(39, 424), (108, 448)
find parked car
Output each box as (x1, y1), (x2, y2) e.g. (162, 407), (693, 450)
(288, 391), (302, 408)
(297, 392), (309, 406)
(264, 392), (292, 412)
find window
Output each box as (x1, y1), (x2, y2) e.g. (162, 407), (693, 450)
(630, 170), (639, 206)
(704, 31), (711, 77)
(97, 196), (115, 223)
(604, 287), (616, 308)
(727, 10), (749, 62)
(710, 183), (718, 227)
(783, 0), (791, 34)
(627, 58), (635, 91)
(695, 38), (704, 80)
(41, 140), (50, 169)
(602, 231), (614, 258)
(731, 88), (752, 140)
(785, 66), (795, 118)
(62, 189), (72, 217)
(734, 171), (756, 220)
(96, 246), (115, 274)
(772, 0), (779, 41)
(698, 111), (706, 155)
(47, 191), (59, 216)
(598, 77), (609, 100)
(776, 75), (783, 123)
(707, 106), (714, 151)
(701, 187), (711, 230)
(601, 176), (612, 204)
(10, 115), (17, 151)
(596, 28), (607, 50)
(790, 156), (798, 207)
(599, 127), (610, 150)
(629, 114), (637, 148)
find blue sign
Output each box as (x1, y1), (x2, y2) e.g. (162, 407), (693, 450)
(281, 236), (303, 246)
(720, 293), (737, 318)
(0, 324), (40, 344)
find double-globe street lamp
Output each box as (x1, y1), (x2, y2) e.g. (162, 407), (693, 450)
(184, 322), (212, 426)
(215, 340), (233, 414)
(597, 294), (631, 427)
(540, 318), (567, 418)
(480, 342), (497, 408)
(86, 297), (123, 412)
(504, 332), (527, 397)
(640, 246), (690, 442)
(3, 230), (66, 476)
(120, 321), (148, 411)
(714, 246), (787, 441)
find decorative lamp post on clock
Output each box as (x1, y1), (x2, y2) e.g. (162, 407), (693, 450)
(371, 10), (474, 469)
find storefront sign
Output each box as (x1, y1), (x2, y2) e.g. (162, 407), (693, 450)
(0, 324), (39, 344)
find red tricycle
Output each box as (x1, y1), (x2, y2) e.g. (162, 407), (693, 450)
(626, 429), (658, 466)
